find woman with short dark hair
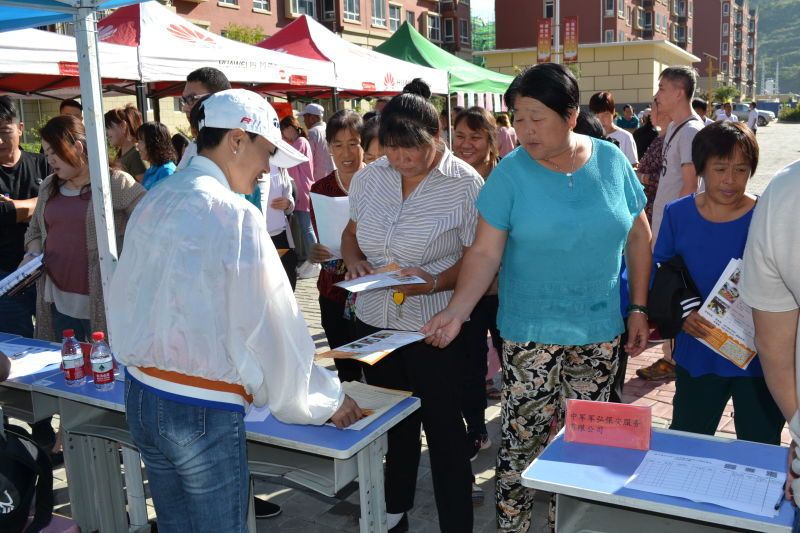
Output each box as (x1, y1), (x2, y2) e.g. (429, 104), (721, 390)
(589, 91), (639, 165)
(307, 109), (366, 383)
(136, 122), (177, 190)
(360, 116), (383, 164)
(105, 104), (147, 182)
(422, 63), (652, 532)
(341, 81), (480, 532)
(659, 121), (783, 444)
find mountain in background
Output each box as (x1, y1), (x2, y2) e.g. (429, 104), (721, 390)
(748, 0), (799, 94)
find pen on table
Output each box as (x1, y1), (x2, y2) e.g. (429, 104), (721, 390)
(775, 492), (786, 510)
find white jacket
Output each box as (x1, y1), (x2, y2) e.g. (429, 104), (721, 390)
(108, 156), (342, 424)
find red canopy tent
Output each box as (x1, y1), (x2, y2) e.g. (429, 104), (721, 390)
(257, 15), (448, 97)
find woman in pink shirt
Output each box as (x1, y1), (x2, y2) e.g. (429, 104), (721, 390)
(280, 116), (317, 274)
(495, 113), (518, 157)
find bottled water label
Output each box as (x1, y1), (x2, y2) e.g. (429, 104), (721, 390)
(63, 357), (85, 381)
(92, 359), (114, 385)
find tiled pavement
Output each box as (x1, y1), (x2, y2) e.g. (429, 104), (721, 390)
(41, 277), (790, 531)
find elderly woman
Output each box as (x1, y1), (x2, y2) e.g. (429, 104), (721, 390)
(308, 110), (366, 383)
(452, 106), (503, 457)
(108, 90), (360, 532)
(23, 115), (145, 342)
(423, 64), (652, 532)
(657, 121), (783, 444)
(341, 82), (481, 532)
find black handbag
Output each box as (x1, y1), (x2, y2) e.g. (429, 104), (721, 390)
(647, 256), (702, 339)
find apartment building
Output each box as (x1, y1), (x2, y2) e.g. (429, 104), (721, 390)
(496, 0), (693, 53)
(693, 0), (757, 99)
(168, 0), (472, 58)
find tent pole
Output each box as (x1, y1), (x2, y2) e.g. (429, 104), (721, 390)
(74, 7), (118, 335)
(135, 81), (147, 119)
(446, 72), (452, 151)
(152, 94), (161, 123)
(332, 88), (340, 112)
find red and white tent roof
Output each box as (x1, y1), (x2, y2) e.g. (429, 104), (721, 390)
(0, 27), (137, 97)
(258, 15), (448, 95)
(97, 1), (337, 91)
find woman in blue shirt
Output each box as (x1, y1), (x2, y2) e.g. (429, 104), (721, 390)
(136, 122), (177, 190)
(422, 64), (653, 532)
(656, 121), (783, 444)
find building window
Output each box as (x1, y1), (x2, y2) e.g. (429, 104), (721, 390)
(219, 0), (238, 6)
(605, 0), (614, 17)
(389, 4), (401, 31)
(618, 0), (624, 17)
(688, 1), (692, 16)
(644, 11), (652, 28)
(344, 0), (359, 21)
(722, 62), (729, 73)
(292, 0), (314, 16)
(253, 0), (269, 9)
(604, 29), (614, 42)
(427, 14), (441, 42)
(722, 22), (729, 35)
(544, 0), (553, 18)
(444, 18), (454, 42)
(407, 10), (415, 28)
(722, 2), (729, 15)
(460, 18), (469, 44)
(625, 5), (631, 25)
(687, 26), (692, 42)
(323, 0), (335, 20)
(722, 42), (728, 55)
(372, 0), (386, 26)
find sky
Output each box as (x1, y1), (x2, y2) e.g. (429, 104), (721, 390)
(471, 0), (495, 21)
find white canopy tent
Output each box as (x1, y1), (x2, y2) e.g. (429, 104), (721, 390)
(0, 26), (138, 97)
(97, 1), (337, 95)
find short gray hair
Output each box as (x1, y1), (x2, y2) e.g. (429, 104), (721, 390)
(659, 66), (697, 101)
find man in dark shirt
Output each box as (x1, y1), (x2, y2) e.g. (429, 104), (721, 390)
(0, 96), (47, 338)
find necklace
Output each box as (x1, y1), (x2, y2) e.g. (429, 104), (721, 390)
(542, 141), (578, 189)
(334, 170), (349, 194)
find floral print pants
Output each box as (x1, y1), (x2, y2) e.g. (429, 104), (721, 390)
(496, 337), (621, 532)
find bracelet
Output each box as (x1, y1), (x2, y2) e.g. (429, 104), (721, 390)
(627, 304), (649, 317)
(427, 274), (439, 295)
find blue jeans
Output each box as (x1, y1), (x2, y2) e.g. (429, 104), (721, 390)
(125, 378), (249, 533)
(0, 269), (36, 337)
(293, 210), (318, 261)
(50, 303), (91, 342)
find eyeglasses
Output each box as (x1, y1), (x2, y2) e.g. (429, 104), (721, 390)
(179, 93), (208, 108)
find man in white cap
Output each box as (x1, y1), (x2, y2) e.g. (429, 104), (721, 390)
(109, 89), (361, 532)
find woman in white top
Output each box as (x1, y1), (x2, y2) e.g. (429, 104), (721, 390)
(341, 81), (482, 532)
(590, 91), (639, 166)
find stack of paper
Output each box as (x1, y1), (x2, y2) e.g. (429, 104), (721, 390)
(318, 330), (425, 365)
(0, 255), (43, 297)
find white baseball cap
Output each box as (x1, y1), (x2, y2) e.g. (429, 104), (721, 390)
(298, 103), (325, 117)
(197, 89), (307, 169)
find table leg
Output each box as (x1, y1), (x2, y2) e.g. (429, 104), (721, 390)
(63, 432), (99, 531)
(122, 446), (148, 531)
(88, 435), (128, 533)
(357, 434), (388, 533)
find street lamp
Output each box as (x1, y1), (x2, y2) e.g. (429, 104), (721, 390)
(703, 52), (718, 100)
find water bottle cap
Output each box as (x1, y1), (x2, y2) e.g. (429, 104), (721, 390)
(62, 329), (75, 338)
(91, 331), (105, 342)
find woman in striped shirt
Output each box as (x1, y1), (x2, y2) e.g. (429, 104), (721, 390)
(341, 83), (483, 532)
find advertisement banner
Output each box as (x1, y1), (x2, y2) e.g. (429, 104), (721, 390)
(537, 19), (551, 63)
(564, 16), (579, 63)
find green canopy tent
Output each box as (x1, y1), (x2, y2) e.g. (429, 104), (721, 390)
(375, 22), (514, 96)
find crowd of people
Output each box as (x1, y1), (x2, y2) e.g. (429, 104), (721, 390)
(1, 60), (799, 533)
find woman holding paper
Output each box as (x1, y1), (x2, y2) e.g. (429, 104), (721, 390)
(421, 64), (652, 532)
(23, 115), (145, 341)
(308, 110), (365, 383)
(654, 121), (784, 444)
(341, 82), (482, 532)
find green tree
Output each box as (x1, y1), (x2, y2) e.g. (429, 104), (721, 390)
(711, 85), (741, 103)
(223, 23), (264, 44)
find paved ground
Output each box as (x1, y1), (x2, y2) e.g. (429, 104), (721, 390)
(40, 121), (800, 531)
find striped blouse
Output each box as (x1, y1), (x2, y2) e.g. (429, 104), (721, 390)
(349, 149), (484, 330)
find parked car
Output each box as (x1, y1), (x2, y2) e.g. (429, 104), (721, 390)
(729, 103), (776, 126)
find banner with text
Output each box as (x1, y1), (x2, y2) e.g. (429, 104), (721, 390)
(563, 16), (579, 63)
(537, 19), (552, 63)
